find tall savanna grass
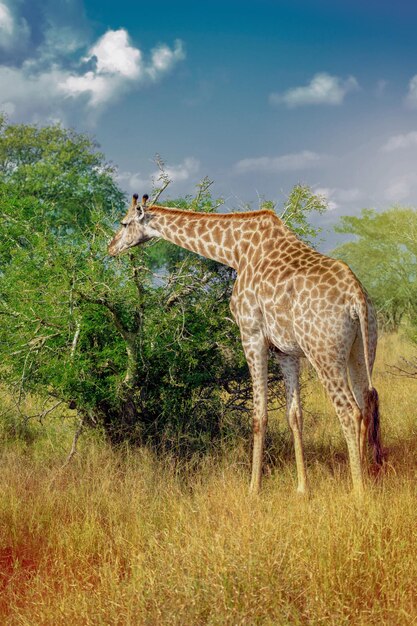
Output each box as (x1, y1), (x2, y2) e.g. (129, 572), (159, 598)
(0, 332), (416, 624)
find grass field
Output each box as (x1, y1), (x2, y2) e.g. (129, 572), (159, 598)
(0, 332), (416, 624)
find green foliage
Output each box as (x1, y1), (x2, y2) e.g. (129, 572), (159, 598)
(263, 184), (327, 246)
(0, 186), (250, 452)
(0, 119), (325, 454)
(0, 116), (124, 231)
(333, 207), (417, 330)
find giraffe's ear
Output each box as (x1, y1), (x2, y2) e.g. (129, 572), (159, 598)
(136, 193), (149, 220)
(136, 204), (145, 220)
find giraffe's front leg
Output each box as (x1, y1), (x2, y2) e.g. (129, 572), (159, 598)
(240, 329), (269, 494)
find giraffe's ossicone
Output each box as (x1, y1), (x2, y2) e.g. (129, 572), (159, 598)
(108, 194), (384, 495)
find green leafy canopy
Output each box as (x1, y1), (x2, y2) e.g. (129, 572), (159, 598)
(0, 118), (326, 452)
(333, 207), (417, 330)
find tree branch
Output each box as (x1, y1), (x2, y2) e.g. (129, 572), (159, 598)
(60, 416), (85, 469)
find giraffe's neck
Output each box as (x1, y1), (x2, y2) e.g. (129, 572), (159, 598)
(147, 206), (289, 271)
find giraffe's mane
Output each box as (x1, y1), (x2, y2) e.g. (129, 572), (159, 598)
(148, 206), (279, 221)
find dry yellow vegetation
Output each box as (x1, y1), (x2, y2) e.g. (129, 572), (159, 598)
(0, 332), (416, 625)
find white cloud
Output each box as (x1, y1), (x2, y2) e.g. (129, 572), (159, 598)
(234, 150), (323, 174)
(405, 75), (417, 109)
(315, 188), (339, 211)
(61, 71), (117, 108)
(375, 79), (388, 97)
(0, 26), (185, 121)
(60, 29), (185, 108)
(315, 187), (362, 211)
(0, 2), (13, 37)
(87, 29), (141, 79)
(164, 157), (200, 182)
(1, 100), (14, 116)
(0, 64), (69, 120)
(270, 72), (359, 108)
(0, 1), (30, 51)
(117, 171), (150, 192)
(40, 24), (87, 61)
(117, 157), (200, 192)
(146, 40), (185, 81)
(385, 175), (417, 203)
(381, 131), (417, 152)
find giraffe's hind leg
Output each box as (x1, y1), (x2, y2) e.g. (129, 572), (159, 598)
(309, 357), (364, 494)
(324, 371), (364, 494)
(348, 333), (373, 465)
(349, 328), (383, 471)
(275, 353), (307, 494)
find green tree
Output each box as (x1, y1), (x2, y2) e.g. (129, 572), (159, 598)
(0, 113), (124, 231)
(263, 183), (327, 246)
(333, 207), (417, 330)
(0, 118), (327, 453)
(0, 181), (254, 451)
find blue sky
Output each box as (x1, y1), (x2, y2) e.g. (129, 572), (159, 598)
(1, 0), (417, 248)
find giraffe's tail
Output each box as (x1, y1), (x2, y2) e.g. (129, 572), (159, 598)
(353, 290), (386, 469)
(354, 293), (373, 392)
(364, 386), (385, 469)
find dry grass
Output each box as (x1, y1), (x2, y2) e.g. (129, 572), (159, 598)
(0, 332), (416, 625)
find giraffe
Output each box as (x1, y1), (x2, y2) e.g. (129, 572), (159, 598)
(108, 193), (383, 495)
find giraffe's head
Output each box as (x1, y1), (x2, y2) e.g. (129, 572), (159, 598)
(108, 193), (160, 256)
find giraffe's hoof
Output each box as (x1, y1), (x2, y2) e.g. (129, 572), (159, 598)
(296, 485), (309, 498)
(249, 482), (261, 496)
(352, 484), (365, 500)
